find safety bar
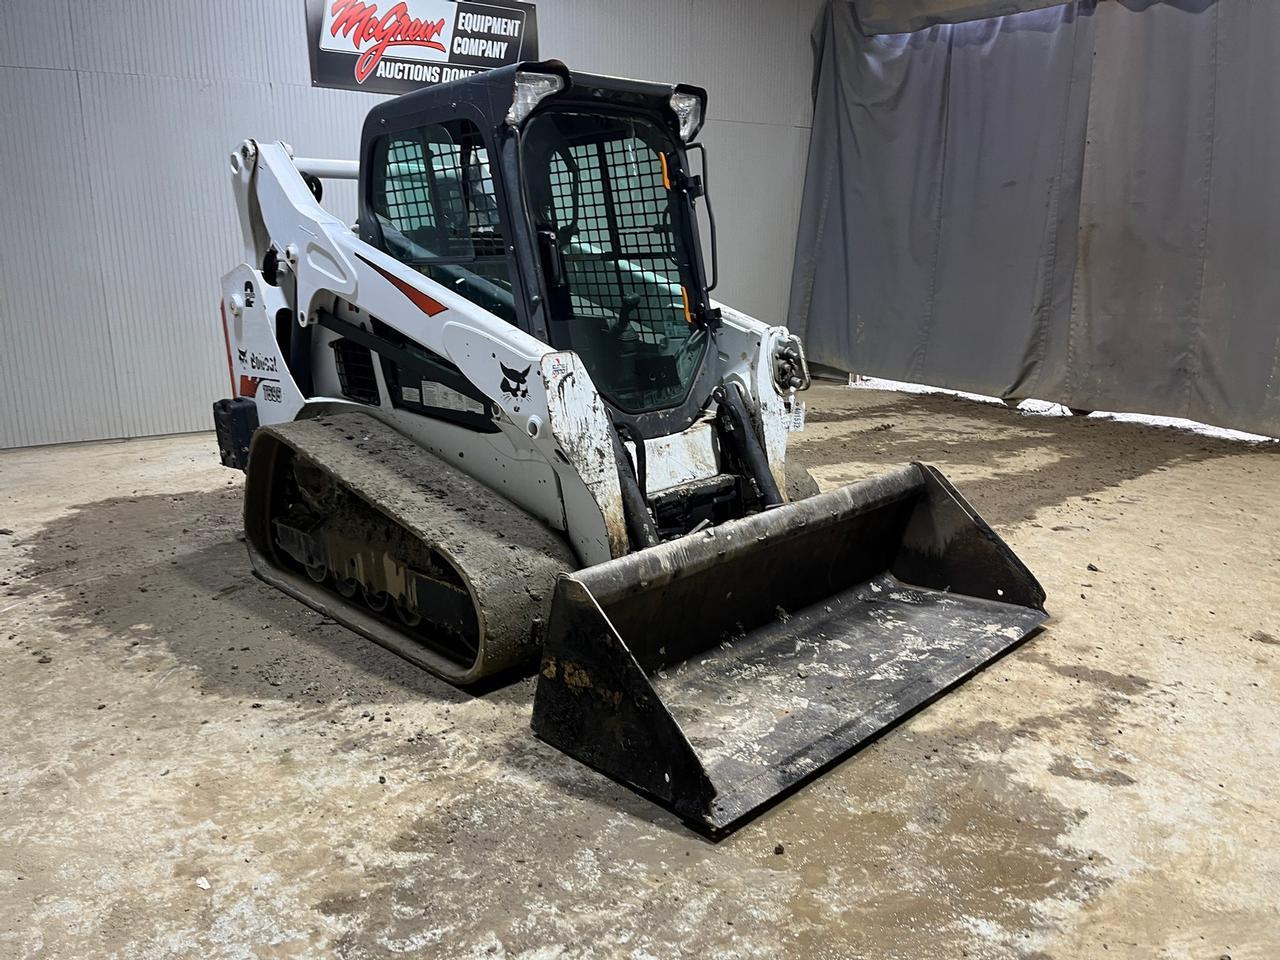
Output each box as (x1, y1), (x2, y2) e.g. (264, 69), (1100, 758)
(293, 157), (359, 180)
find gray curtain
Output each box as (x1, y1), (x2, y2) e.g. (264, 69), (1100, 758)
(790, 0), (1280, 437)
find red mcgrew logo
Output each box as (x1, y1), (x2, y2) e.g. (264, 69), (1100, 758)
(328, 0), (448, 83)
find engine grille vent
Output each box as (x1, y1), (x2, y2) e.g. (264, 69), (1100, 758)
(331, 338), (381, 405)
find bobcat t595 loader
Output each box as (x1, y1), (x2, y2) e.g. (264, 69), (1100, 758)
(214, 62), (1046, 834)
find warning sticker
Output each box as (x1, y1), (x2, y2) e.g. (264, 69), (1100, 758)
(402, 385), (422, 404)
(421, 380), (485, 415)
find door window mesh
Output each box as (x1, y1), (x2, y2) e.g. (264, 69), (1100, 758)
(530, 113), (707, 413)
(370, 119), (516, 323)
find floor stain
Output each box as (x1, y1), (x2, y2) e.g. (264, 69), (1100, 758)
(1048, 755), (1138, 787)
(2, 389), (1278, 959)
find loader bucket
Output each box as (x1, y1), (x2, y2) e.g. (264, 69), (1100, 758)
(531, 463), (1046, 834)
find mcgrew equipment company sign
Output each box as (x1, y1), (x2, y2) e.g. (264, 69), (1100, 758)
(306, 0), (539, 94)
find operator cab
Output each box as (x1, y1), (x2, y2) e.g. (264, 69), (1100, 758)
(359, 62), (720, 433)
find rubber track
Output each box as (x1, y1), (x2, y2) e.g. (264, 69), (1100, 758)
(244, 412), (576, 684)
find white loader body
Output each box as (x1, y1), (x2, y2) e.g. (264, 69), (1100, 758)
(220, 140), (804, 566)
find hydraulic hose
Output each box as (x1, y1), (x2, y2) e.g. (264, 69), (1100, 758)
(714, 383), (783, 508)
(611, 429), (659, 550)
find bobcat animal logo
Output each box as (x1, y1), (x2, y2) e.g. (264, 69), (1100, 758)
(237, 348), (247, 365)
(499, 362), (531, 400)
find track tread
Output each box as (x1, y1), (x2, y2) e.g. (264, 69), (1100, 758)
(245, 412), (576, 683)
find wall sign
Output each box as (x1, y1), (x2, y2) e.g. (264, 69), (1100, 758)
(306, 0), (539, 95)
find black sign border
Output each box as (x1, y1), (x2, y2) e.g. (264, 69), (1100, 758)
(305, 0), (539, 95)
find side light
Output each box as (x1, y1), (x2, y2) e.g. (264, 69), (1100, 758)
(507, 71), (565, 126)
(669, 91), (704, 142)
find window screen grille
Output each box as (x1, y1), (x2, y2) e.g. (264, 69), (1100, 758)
(528, 112), (708, 413)
(370, 119), (516, 324)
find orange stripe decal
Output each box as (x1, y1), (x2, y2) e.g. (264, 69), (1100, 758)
(357, 253), (447, 317)
(220, 300), (237, 395)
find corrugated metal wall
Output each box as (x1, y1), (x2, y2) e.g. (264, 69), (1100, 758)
(0, 0), (821, 448)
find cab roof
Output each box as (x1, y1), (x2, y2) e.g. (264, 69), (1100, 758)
(362, 60), (707, 143)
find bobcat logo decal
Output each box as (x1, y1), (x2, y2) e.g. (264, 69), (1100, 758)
(499, 362), (531, 400)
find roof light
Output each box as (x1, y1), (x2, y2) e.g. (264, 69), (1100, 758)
(507, 71), (564, 126)
(669, 91), (704, 142)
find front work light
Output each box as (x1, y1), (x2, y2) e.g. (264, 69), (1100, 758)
(669, 91), (704, 142)
(507, 72), (565, 126)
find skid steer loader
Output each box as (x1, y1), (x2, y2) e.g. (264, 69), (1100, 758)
(214, 62), (1046, 834)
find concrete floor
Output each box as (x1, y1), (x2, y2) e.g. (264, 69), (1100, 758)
(1, 385), (1278, 959)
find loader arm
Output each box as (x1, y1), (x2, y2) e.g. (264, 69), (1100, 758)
(223, 139), (629, 564)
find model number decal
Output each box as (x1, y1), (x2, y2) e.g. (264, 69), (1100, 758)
(239, 374), (282, 402)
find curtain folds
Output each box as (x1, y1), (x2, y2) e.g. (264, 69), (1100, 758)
(790, 0), (1280, 437)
